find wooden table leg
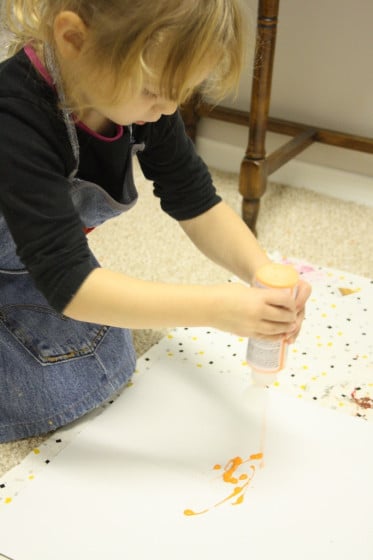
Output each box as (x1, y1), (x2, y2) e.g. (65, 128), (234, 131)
(181, 0), (372, 237)
(240, 0), (280, 234)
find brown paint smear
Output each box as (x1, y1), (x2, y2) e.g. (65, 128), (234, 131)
(183, 452), (263, 516)
(351, 388), (373, 410)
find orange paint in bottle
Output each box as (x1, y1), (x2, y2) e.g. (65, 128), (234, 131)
(246, 263), (299, 386)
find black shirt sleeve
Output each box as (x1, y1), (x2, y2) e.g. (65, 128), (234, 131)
(0, 103), (97, 312)
(136, 111), (221, 221)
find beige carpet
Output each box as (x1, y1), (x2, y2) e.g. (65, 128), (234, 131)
(1, 160), (372, 476)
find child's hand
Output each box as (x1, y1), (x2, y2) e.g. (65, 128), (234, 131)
(210, 283), (298, 339)
(285, 278), (312, 344)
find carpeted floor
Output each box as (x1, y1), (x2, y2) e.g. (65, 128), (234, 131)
(1, 160), (372, 476)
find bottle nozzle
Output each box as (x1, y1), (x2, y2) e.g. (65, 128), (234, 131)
(251, 370), (278, 387)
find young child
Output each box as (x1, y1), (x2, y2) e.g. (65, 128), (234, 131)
(0, 0), (311, 442)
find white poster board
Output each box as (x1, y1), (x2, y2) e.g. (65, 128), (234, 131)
(0, 325), (372, 560)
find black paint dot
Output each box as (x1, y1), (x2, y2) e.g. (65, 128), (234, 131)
(56, 439), (62, 443)
(0, 484), (6, 488)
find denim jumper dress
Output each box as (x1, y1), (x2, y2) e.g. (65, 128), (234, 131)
(0, 48), (144, 442)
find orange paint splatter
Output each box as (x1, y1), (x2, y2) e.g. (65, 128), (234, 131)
(184, 386), (268, 517)
(183, 452), (263, 516)
(233, 494), (245, 506)
(250, 453), (263, 461)
(184, 508), (209, 516)
(223, 456), (244, 483)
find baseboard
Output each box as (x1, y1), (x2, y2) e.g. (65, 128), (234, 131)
(197, 137), (373, 208)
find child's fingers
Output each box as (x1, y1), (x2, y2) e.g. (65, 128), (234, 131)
(264, 288), (297, 311)
(259, 282), (310, 342)
(295, 279), (312, 310)
(256, 305), (297, 337)
(285, 288), (310, 344)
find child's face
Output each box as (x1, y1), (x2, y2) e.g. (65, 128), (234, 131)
(84, 85), (179, 126)
(53, 11), (211, 126)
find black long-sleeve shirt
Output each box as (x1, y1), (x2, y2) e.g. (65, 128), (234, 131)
(0, 50), (221, 312)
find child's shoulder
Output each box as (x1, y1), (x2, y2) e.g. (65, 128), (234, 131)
(0, 50), (31, 87)
(0, 49), (55, 109)
(0, 50), (73, 169)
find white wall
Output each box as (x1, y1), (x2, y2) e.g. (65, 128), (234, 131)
(197, 0), (373, 205)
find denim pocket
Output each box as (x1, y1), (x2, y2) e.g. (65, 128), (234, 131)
(0, 304), (108, 365)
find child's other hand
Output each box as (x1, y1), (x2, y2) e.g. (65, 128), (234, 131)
(285, 278), (312, 344)
(211, 283), (298, 339)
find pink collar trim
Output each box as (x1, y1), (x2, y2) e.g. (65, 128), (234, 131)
(24, 43), (54, 87)
(24, 44), (124, 143)
(75, 119), (124, 142)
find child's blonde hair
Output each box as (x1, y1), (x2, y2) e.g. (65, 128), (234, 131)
(3, 0), (248, 112)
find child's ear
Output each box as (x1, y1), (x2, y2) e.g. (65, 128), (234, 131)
(53, 11), (88, 60)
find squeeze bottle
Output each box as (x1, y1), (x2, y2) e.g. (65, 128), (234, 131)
(246, 263), (299, 386)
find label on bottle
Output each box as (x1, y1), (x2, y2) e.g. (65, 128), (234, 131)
(246, 336), (286, 373)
